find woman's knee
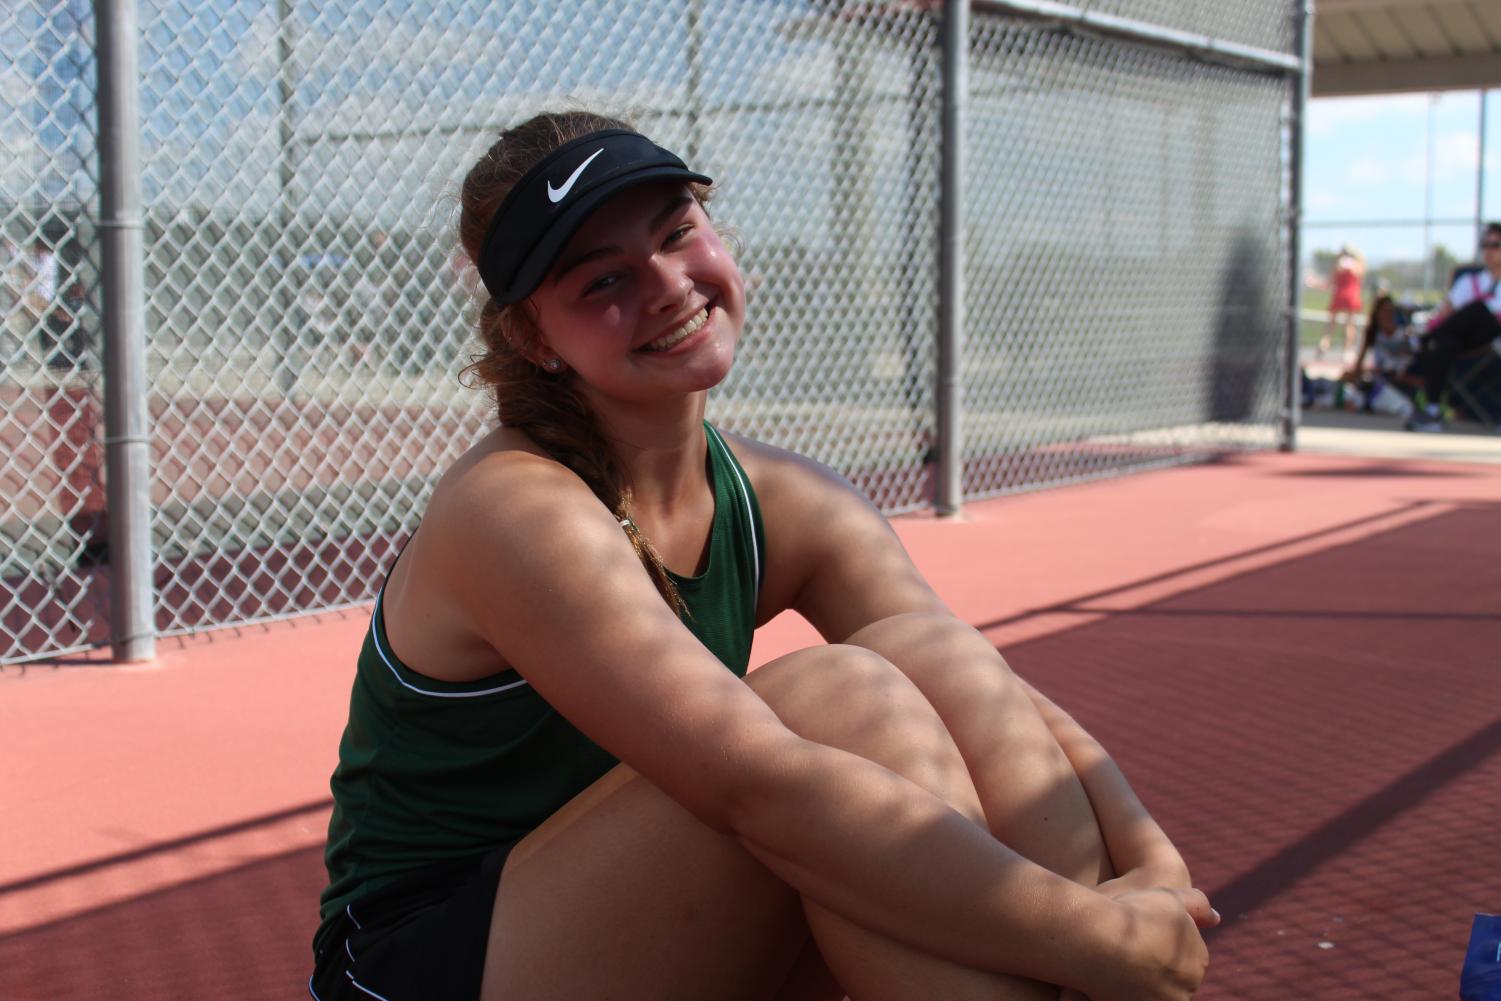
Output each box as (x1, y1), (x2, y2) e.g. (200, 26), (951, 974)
(749, 644), (907, 720)
(845, 611), (990, 665)
(846, 612), (1027, 705)
(746, 645), (979, 816)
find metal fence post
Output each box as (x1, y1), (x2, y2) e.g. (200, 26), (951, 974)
(95, 0), (155, 660)
(1280, 0), (1313, 452)
(1477, 89), (1489, 251)
(935, 0), (967, 515)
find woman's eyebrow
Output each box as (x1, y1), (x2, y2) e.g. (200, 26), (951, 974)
(552, 192), (696, 284)
(648, 191), (695, 231)
(553, 246), (614, 284)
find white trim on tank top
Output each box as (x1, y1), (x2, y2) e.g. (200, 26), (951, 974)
(369, 593), (533, 697)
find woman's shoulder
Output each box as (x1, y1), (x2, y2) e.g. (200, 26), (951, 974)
(711, 430), (889, 553)
(713, 430), (860, 511)
(383, 429), (607, 681)
(1447, 272), (1481, 307)
(424, 427), (603, 540)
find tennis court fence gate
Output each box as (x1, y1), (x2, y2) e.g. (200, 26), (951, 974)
(2, 0), (1309, 665)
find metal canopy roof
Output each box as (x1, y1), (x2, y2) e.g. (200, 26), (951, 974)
(1313, 0), (1501, 96)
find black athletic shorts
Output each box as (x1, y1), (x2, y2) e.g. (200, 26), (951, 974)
(309, 845), (512, 1001)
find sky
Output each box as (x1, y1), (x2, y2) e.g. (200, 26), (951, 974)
(1304, 89), (1499, 271)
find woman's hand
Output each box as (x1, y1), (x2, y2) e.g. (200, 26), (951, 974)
(1094, 855), (1218, 931)
(1074, 887), (1213, 1001)
(1061, 864), (1218, 1000)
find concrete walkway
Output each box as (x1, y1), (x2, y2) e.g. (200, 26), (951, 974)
(1297, 409), (1501, 465)
(1297, 343), (1501, 465)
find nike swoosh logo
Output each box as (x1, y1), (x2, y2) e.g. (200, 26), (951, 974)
(547, 148), (605, 204)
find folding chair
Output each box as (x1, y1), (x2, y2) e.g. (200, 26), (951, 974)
(1449, 346), (1501, 427)
(1431, 264), (1501, 426)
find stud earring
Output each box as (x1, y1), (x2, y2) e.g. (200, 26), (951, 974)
(544, 357), (563, 372)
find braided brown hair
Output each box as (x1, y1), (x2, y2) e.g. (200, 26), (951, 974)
(459, 111), (695, 615)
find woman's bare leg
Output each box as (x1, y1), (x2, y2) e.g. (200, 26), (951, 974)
(748, 652), (1078, 1001)
(773, 936), (845, 1001)
(846, 613), (1113, 885)
(480, 644), (1101, 1001)
(482, 746), (806, 1001)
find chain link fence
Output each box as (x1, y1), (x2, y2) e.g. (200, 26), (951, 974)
(2, 0), (105, 661)
(2, 0), (1301, 664)
(963, 16), (1289, 494)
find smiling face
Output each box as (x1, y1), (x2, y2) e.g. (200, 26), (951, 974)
(525, 180), (745, 410)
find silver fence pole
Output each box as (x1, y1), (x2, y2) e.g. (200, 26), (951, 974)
(1280, 0), (1313, 453)
(1423, 95), (1436, 297)
(935, 0), (967, 515)
(1478, 89), (1489, 249)
(95, 0), (155, 660)
(275, 0), (297, 395)
(685, 0), (705, 164)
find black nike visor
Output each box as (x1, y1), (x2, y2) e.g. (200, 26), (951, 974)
(476, 129), (712, 304)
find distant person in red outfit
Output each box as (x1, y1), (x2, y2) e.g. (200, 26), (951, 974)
(1318, 245), (1365, 361)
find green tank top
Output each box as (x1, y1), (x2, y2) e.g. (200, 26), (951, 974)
(316, 423), (764, 949)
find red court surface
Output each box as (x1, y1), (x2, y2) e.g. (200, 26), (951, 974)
(4, 447), (1499, 1000)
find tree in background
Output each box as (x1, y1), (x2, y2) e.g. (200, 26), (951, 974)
(1311, 244), (1461, 305)
(1367, 243), (1458, 304)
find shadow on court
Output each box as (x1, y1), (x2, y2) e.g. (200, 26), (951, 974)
(1008, 502), (1501, 1001)
(0, 845), (325, 1001)
(2, 502), (1496, 1000)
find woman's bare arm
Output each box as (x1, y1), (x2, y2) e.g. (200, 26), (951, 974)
(1020, 681), (1194, 891)
(743, 439), (1210, 906)
(419, 449), (1206, 1001)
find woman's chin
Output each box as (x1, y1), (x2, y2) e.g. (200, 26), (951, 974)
(653, 334), (737, 393)
(690, 342), (737, 391)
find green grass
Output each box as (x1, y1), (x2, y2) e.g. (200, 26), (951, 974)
(1299, 288), (1338, 349)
